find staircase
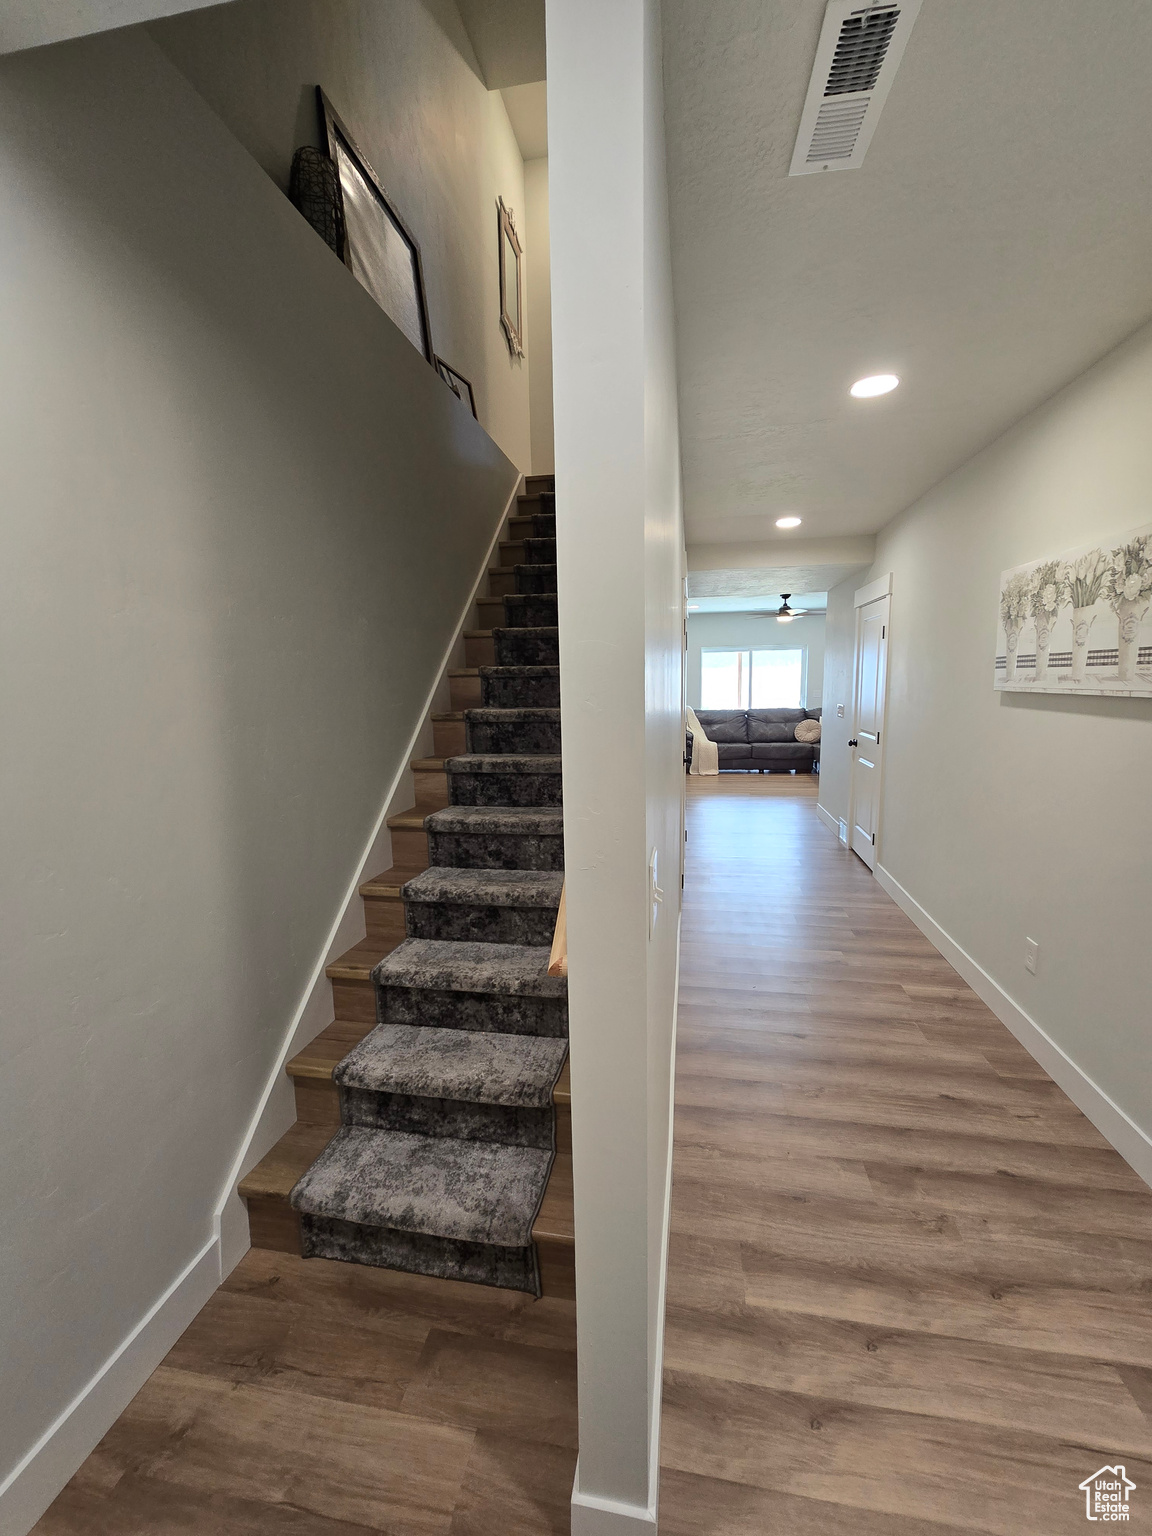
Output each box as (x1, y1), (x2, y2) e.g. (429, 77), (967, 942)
(238, 475), (574, 1297)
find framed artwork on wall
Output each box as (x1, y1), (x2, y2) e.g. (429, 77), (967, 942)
(994, 520), (1152, 696)
(317, 88), (434, 365)
(435, 356), (477, 418)
(498, 198), (524, 358)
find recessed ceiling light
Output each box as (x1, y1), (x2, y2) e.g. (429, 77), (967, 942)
(775, 515), (802, 529)
(850, 373), (899, 398)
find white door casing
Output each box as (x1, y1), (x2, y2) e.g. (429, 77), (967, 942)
(849, 585), (890, 870)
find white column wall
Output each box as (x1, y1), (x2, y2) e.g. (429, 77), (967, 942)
(547, 0), (685, 1528)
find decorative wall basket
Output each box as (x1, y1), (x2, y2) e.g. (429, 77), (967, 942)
(288, 146), (345, 256)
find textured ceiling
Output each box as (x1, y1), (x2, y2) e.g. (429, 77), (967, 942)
(662, 0), (1152, 546)
(688, 564), (863, 600)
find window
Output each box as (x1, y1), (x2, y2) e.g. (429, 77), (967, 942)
(700, 648), (804, 709)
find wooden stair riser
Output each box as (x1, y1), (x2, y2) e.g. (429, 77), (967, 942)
(524, 476), (555, 496)
(433, 718), (467, 757)
(290, 1071), (573, 1152)
(362, 894), (407, 948)
(388, 824), (430, 867)
(538, 1241), (574, 1299)
(449, 672), (483, 710)
(477, 596), (505, 627)
(413, 767), (449, 806)
(488, 568), (517, 597)
(465, 633), (496, 668)
(330, 974), (377, 1024)
(245, 1195), (301, 1256)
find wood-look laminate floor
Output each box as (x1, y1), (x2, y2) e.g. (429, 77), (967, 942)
(33, 1248), (579, 1534)
(658, 772), (1152, 1536)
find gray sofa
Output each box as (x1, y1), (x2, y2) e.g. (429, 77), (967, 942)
(691, 707), (821, 773)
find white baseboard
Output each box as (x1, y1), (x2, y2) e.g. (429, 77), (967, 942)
(874, 862), (1152, 1191)
(571, 1483), (657, 1534)
(815, 801), (839, 838)
(0, 1236), (221, 1536)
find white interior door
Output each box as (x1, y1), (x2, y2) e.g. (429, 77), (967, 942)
(849, 594), (890, 870)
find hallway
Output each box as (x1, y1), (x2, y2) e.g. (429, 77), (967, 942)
(658, 774), (1152, 1535)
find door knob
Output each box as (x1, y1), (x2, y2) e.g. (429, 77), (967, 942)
(848, 738), (858, 747)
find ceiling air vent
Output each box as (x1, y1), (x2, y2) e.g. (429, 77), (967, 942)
(789, 0), (922, 176)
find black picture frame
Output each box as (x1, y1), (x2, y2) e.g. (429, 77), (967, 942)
(435, 356), (478, 418)
(317, 88), (434, 365)
(498, 198), (524, 359)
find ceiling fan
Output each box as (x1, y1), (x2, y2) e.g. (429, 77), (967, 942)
(776, 593), (796, 622)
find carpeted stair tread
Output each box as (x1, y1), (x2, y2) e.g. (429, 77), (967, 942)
(492, 627), (559, 666)
(425, 805), (564, 871)
(503, 594), (558, 626)
(335, 1024), (568, 1108)
(479, 665), (559, 679)
(464, 708), (560, 724)
(372, 937), (565, 997)
(445, 754), (562, 775)
(514, 564), (558, 593)
(479, 665), (561, 709)
(463, 708), (561, 755)
(401, 867), (564, 908)
(424, 806), (564, 836)
(289, 1125), (551, 1248)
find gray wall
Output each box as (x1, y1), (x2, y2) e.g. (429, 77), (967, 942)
(686, 611), (826, 709)
(525, 156), (555, 474)
(819, 318), (1152, 1157)
(150, 0), (533, 471)
(0, 27), (516, 1501)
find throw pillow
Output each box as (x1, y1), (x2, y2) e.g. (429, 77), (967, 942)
(795, 718), (821, 742)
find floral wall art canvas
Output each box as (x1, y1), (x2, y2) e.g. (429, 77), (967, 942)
(995, 522), (1152, 696)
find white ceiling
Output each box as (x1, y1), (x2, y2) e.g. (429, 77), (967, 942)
(662, 0), (1152, 547)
